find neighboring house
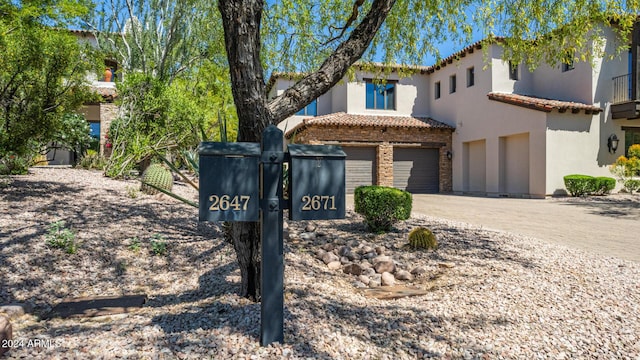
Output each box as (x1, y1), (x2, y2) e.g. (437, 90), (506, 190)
(274, 25), (640, 198)
(47, 30), (119, 165)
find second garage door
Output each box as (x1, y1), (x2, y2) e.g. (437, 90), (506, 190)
(393, 148), (439, 193)
(343, 146), (376, 193)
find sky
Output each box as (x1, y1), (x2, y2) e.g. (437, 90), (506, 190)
(86, 0), (488, 69)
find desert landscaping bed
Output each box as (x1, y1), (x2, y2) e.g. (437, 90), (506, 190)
(1, 168), (639, 359)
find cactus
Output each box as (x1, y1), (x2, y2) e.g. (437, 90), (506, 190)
(408, 227), (438, 250)
(140, 164), (173, 195)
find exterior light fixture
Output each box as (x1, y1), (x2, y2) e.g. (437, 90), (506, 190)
(608, 134), (619, 154)
(446, 150), (453, 160)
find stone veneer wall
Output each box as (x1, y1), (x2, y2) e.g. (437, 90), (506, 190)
(377, 144), (393, 187)
(99, 103), (119, 157)
(290, 125), (453, 192)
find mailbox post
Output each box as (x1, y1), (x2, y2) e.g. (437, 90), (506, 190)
(260, 126), (284, 346)
(199, 125), (345, 347)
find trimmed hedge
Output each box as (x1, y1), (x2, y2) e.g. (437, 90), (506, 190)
(564, 174), (616, 196)
(594, 176), (616, 195)
(354, 185), (412, 233)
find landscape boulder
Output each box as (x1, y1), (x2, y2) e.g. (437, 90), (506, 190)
(0, 315), (12, 356)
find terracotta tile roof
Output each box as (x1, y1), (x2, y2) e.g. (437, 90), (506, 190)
(487, 92), (602, 114)
(424, 38), (504, 74)
(285, 112), (453, 138)
(266, 38), (505, 90)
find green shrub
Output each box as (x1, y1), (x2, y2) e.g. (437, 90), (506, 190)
(408, 227), (438, 250)
(150, 234), (168, 256)
(77, 150), (106, 170)
(593, 177), (616, 195)
(140, 163), (173, 195)
(564, 174), (596, 197)
(624, 179), (640, 194)
(45, 221), (77, 254)
(354, 185), (412, 233)
(628, 144), (640, 159)
(128, 237), (142, 253)
(0, 152), (32, 175)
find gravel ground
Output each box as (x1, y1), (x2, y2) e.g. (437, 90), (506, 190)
(1, 167), (639, 359)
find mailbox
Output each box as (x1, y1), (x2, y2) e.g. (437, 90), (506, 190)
(288, 144), (346, 220)
(199, 142), (260, 222)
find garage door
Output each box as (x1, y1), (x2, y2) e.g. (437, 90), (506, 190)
(501, 133), (529, 194)
(343, 146), (376, 193)
(393, 148), (439, 193)
(464, 140), (486, 192)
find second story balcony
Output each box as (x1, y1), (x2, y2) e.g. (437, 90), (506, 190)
(611, 73), (640, 119)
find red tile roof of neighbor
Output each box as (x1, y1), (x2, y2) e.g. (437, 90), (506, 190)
(487, 92), (603, 114)
(285, 112), (454, 138)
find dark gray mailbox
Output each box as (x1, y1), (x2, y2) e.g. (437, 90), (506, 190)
(199, 142), (260, 222)
(288, 144), (346, 220)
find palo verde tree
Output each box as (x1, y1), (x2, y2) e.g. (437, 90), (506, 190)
(90, 0), (237, 177)
(0, 0), (100, 174)
(219, 0), (640, 300)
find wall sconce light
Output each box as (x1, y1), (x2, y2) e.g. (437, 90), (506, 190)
(608, 134), (619, 154)
(446, 150), (453, 160)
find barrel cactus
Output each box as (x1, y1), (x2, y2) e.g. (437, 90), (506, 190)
(408, 227), (438, 250)
(140, 164), (173, 195)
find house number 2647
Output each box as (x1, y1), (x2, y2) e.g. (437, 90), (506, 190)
(209, 195), (251, 211)
(301, 195), (337, 211)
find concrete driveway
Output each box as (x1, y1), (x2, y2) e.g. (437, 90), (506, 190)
(347, 194), (640, 262)
(412, 194), (640, 262)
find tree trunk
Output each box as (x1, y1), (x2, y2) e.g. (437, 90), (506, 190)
(218, 0), (395, 300)
(226, 222), (262, 300)
(218, 0), (272, 300)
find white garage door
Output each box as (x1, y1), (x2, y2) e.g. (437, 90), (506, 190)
(393, 148), (439, 193)
(343, 147), (376, 193)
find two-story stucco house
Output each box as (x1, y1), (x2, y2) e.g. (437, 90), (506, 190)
(273, 25), (640, 198)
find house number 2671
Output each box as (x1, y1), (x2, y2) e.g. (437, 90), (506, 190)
(209, 195), (251, 211)
(301, 195), (337, 211)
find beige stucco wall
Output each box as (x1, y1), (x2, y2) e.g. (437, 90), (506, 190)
(330, 81), (348, 113)
(347, 71), (430, 116)
(426, 47), (546, 197)
(428, 48), (492, 128)
(545, 112), (606, 195)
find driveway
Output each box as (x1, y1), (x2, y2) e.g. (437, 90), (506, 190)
(413, 194), (640, 262)
(347, 194), (640, 262)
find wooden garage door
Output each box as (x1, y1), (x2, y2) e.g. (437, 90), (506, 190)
(393, 148), (439, 193)
(343, 146), (376, 193)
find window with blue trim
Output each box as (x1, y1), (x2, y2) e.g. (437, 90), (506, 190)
(296, 99), (317, 116)
(366, 80), (395, 110)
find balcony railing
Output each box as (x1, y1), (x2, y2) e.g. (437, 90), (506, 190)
(612, 73), (632, 104)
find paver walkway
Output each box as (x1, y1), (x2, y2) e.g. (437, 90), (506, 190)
(347, 194), (640, 262)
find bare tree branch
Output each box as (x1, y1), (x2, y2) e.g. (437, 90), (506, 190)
(323, 0), (366, 46)
(268, 0), (397, 122)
